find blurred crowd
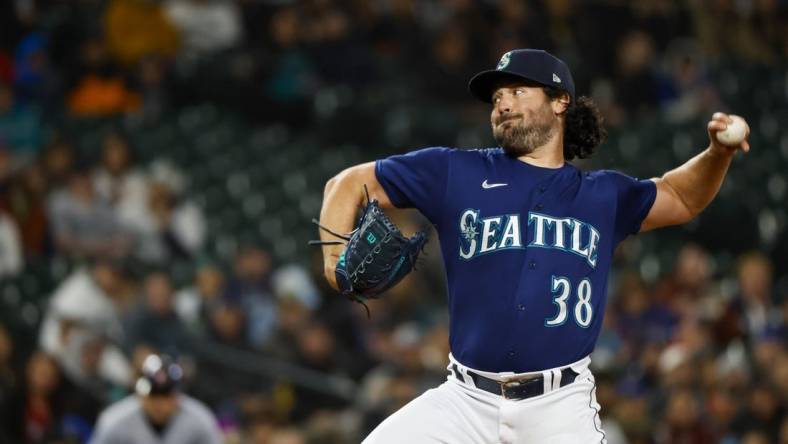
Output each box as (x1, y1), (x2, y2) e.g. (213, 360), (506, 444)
(596, 244), (788, 444)
(0, 0), (787, 443)
(0, 0), (786, 131)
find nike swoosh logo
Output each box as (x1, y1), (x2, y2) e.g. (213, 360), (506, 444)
(482, 180), (508, 189)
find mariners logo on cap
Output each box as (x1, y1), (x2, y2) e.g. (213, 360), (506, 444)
(496, 51), (512, 70)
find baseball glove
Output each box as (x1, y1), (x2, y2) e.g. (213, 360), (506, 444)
(310, 187), (427, 312)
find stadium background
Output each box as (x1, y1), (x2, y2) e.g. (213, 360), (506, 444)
(0, 0), (787, 443)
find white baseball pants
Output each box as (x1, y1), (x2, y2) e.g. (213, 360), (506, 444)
(363, 354), (607, 444)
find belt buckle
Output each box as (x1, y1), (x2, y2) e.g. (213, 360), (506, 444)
(500, 380), (522, 399)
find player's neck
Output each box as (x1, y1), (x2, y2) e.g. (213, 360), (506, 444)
(517, 130), (565, 169)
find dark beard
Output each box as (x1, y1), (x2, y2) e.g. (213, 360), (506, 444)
(494, 116), (556, 158)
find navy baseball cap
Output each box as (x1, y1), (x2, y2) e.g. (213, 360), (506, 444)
(135, 354), (183, 396)
(468, 49), (575, 104)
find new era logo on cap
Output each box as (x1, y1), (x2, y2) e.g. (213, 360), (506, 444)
(552, 73), (561, 83)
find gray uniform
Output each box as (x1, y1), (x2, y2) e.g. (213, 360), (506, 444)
(90, 395), (223, 444)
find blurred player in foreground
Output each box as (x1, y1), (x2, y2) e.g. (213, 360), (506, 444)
(91, 354), (222, 444)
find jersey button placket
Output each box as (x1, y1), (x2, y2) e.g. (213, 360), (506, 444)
(535, 184), (547, 212)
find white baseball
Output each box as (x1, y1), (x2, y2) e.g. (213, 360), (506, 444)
(716, 115), (747, 146)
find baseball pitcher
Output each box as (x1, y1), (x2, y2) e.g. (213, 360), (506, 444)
(316, 49), (750, 443)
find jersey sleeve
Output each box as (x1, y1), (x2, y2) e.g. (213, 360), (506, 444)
(605, 170), (657, 243)
(374, 147), (452, 224)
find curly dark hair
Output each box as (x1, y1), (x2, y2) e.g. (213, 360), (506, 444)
(544, 88), (607, 161)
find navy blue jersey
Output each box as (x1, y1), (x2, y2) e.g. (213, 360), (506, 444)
(375, 147), (657, 372)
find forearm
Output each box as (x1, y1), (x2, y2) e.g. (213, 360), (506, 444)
(319, 163), (383, 288)
(319, 172), (365, 266)
(318, 162), (394, 289)
(641, 113), (749, 232)
(660, 145), (734, 217)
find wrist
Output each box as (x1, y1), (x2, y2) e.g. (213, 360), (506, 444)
(707, 143), (736, 159)
(323, 263), (339, 290)
(323, 244), (343, 260)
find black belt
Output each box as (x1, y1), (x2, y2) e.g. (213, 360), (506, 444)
(451, 364), (579, 400)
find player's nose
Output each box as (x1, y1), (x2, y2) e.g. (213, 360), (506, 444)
(495, 94), (514, 115)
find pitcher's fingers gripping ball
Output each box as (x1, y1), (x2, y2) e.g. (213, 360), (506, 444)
(708, 112), (750, 152)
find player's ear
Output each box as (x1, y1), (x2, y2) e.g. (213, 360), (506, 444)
(551, 93), (570, 115)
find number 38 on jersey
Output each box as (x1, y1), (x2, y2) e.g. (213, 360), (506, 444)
(546, 276), (593, 328)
